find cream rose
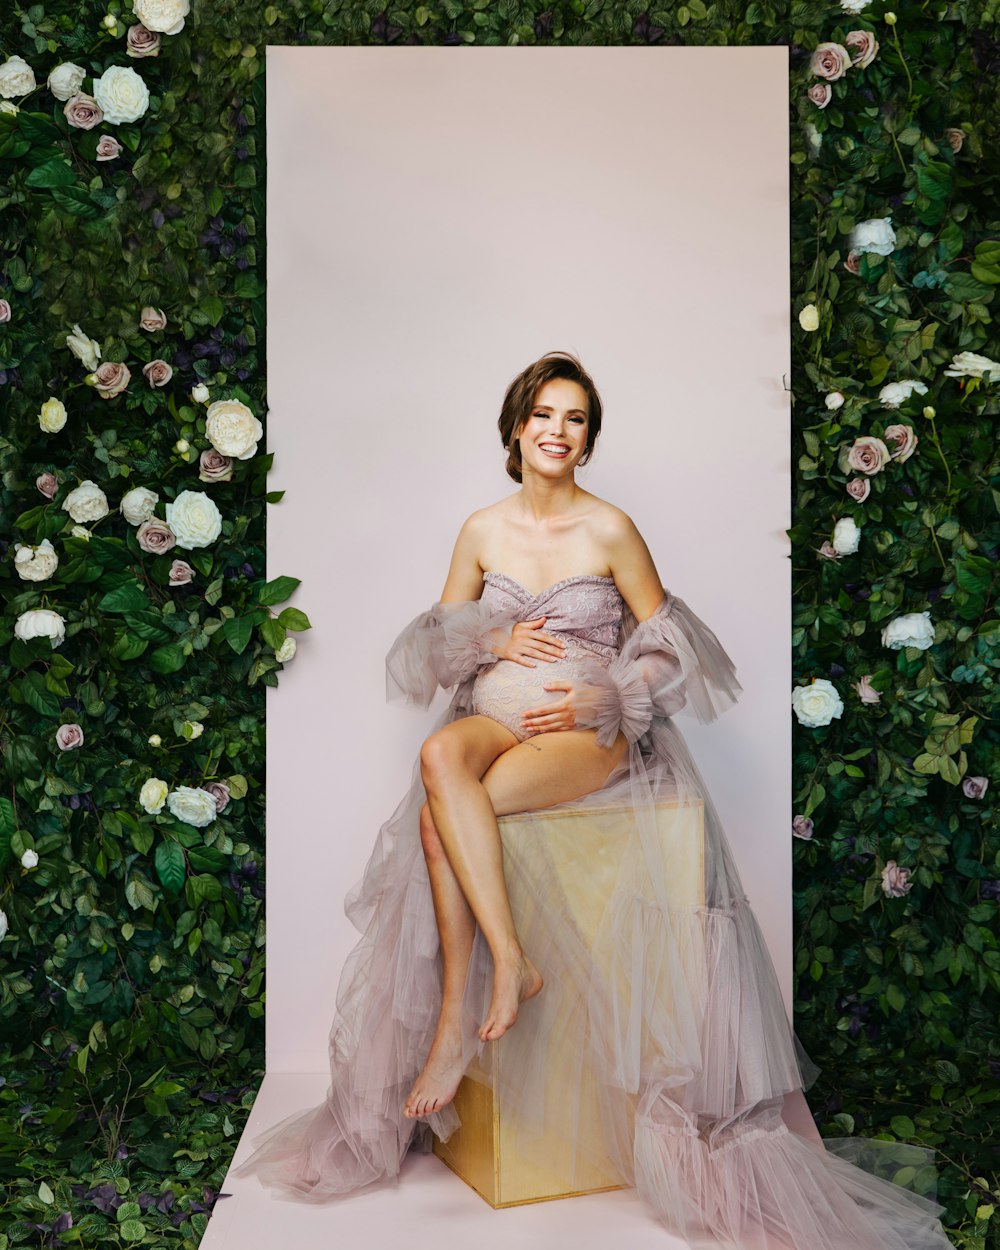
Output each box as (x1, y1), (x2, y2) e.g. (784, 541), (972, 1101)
(136, 518), (176, 555)
(120, 486), (159, 526)
(62, 480), (110, 523)
(878, 380), (928, 408)
(191, 382), (210, 403)
(943, 127), (964, 154)
(139, 777), (169, 815)
(165, 490), (223, 549)
(807, 83), (831, 109)
(810, 42), (852, 81)
(0, 299), (10, 322)
(14, 608), (66, 648)
(38, 397), (68, 434)
(14, 539), (59, 582)
(276, 636), (297, 663)
(883, 423), (918, 462)
(92, 360), (131, 398)
(942, 351), (1000, 380)
(825, 391), (845, 411)
(143, 359), (172, 388)
(70, 526), (92, 541)
(852, 674), (881, 704)
(198, 449), (233, 483)
(0, 909), (7, 941)
(47, 62), (86, 101)
(792, 678), (844, 728)
(818, 541), (839, 560)
(839, 0), (870, 11)
(36, 472), (59, 499)
(881, 611), (934, 651)
(96, 135), (123, 161)
(798, 303), (820, 331)
(56, 723), (84, 751)
(832, 517), (861, 555)
(846, 478), (871, 502)
(181, 720), (204, 740)
(205, 399), (263, 460)
(21, 849), (39, 869)
(0, 55), (36, 98)
(64, 92), (103, 130)
(168, 559), (194, 585)
(846, 30), (879, 68)
(850, 216), (896, 256)
(133, 0), (191, 34)
(845, 435), (891, 476)
(92, 65), (150, 124)
(167, 785), (218, 828)
(66, 323), (101, 371)
(139, 306), (167, 332)
(127, 24), (162, 57)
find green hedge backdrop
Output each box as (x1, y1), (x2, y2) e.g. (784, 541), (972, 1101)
(0, 2), (997, 1247)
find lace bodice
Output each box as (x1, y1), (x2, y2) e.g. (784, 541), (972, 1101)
(479, 571), (624, 660)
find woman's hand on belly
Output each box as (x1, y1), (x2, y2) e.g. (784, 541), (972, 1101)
(495, 616), (566, 667)
(520, 680), (591, 734)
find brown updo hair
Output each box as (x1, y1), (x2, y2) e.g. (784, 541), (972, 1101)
(498, 351), (603, 483)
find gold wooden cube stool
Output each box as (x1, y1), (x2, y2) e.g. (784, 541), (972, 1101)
(433, 796), (706, 1207)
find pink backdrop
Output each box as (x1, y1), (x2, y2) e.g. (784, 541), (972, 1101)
(263, 45), (792, 1075)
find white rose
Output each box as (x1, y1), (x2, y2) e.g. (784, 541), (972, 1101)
(276, 636), (297, 662)
(0, 101), (18, 116)
(62, 479), (110, 523)
(0, 909), (7, 941)
(824, 391), (845, 410)
(14, 608), (66, 648)
(878, 379), (928, 408)
(39, 397), (68, 433)
(831, 518), (861, 555)
(120, 486), (159, 526)
(881, 611), (935, 651)
(792, 678), (845, 728)
(942, 351), (1000, 381)
(70, 526), (92, 541)
(92, 65), (150, 124)
(849, 216), (896, 256)
(0, 55), (36, 98)
(165, 490), (223, 549)
(839, 0), (869, 10)
(21, 849), (39, 869)
(148, 734), (162, 747)
(191, 383), (210, 403)
(803, 121), (822, 156)
(14, 539), (59, 582)
(139, 777), (169, 814)
(167, 785), (218, 828)
(66, 323), (101, 371)
(798, 304), (819, 332)
(47, 62), (86, 101)
(181, 720), (204, 740)
(205, 399), (263, 460)
(133, 0), (190, 34)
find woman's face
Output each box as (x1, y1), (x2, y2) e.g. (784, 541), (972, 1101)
(515, 377), (590, 479)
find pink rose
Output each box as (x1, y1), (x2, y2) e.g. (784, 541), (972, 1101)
(95, 134), (123, 161)
(807, 83), (832, 109)
(198, 449), (234, 483)
(792, 815), (813, 840)
(64, 92), (103, 129)
(168, 558), (195, 585)
(93, 360), (131, 398)
(844, 249), (862, 275)
(944, 127), (964, 154)
(881, 860), (913, 898)
(818, 541), (839, 560)
(56, 723), (85, 751)
(845, 30), (879, 68)
(883, 423), (918, 463)
(142, 359), (173, 388)
(139, 306), (167, 332)
(36, 472), (59, 499)
(852, 674), (881, 704)
(126, 23), (162, 57)
(203, 781), (231, 814)
(810, 42), (852, 81)
(847, 435), (891, 475)
(0, 299), (10, 323)
(846, 477), (871, 502)
(962, 776), (989, 799)
(136, 518), (176, 554)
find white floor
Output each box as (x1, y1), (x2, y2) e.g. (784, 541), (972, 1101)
(206, 1072), (690, 1250)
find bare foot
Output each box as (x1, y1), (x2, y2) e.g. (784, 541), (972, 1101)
(403, 1019), (466, 1119)
(479, 952), (543, 1042)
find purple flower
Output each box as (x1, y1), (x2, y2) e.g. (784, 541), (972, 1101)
(792, 814), (814, 840)
(881, 859), (913, 898)
(962, 775), (989, 799)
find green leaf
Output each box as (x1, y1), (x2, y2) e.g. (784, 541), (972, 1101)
(20, 672), (61, 719)
(222, 615), (254, 655)
(148, 644), (186, 674)
(890, 1115), (916, 1139)
(277, 606), (311, 632)
(98, 582), (149, 613)
(258, 575), (301, 606)
(886, 983), (906, 1011)
(259, 617), (286, 650)
(154, 840), (187, 893)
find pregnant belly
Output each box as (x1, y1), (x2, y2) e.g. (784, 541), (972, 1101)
(471, 637), (611, 741)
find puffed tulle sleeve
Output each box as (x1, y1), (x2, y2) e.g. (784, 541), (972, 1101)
(385, 598), (521, 709)
(576, 590), (743, 748)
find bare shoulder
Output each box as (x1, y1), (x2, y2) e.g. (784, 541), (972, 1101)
(584, 495), (663, 621)
(584, 495), (645, 553)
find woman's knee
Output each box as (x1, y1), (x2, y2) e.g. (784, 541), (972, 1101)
(419, 729), (465, 791)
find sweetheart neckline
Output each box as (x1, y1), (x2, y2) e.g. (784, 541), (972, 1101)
(483, 570), (620, 600)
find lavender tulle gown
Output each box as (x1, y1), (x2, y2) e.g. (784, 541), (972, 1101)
(232, 574), (953, 1250)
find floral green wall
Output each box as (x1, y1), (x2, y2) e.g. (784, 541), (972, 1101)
(0, 2), (996, 1247)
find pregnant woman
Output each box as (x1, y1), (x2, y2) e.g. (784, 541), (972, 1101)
(234, 352), (953, 1250)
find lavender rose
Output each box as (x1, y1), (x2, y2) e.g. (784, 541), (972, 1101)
(881, 860), (913, 898)
(95, 134), (123, 161)
(92, 360), (131, 398)
(64, 92), (103, 130)
(883, 423), (918, 462)
(142, 359), (173, 388)
(198, 449), (234, 483)
(792, 815), (814, 840)
(846, 477), (871, 502)
(203, 781), (231, 813)
(962, 776), (989, 799)
(845, 30), (879, 68)
(807, 83), (832, 109)
(136, 518), (176, 554)
(168, 559), (195, 585)
(36, 472), (59, 499)
(126, 23), (162, 57)
(852, 675), (881, 704)
(943, 127), (964, 153)
(0, 298), (10, 322)
(810, 42), (852, 80)
(56, 723), (85, 751)
(139, 306), (167, 331)
(847, 436), (891, 476)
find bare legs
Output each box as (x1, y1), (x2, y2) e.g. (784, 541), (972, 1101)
(403, 718), (627, 1118)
